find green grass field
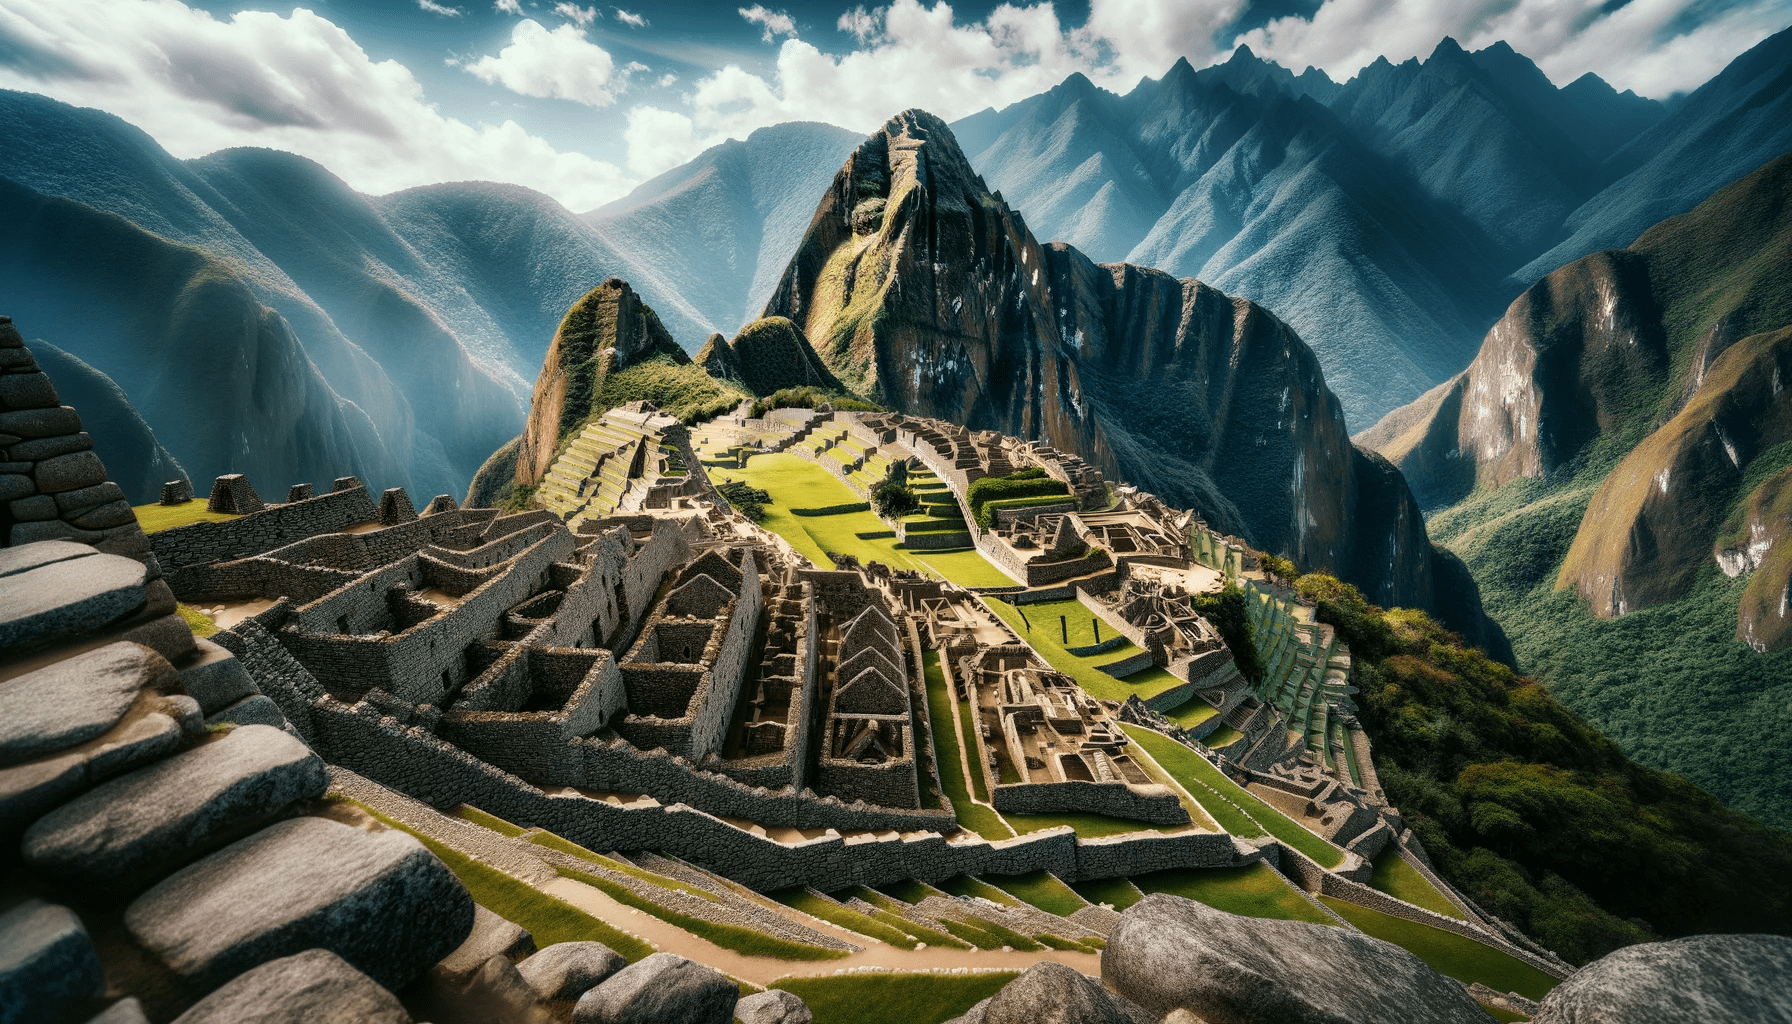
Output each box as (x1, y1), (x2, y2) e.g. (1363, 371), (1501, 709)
(1124, 726), (1346, 869)
(1319, 897), (1560, 1001)
(1070, 876), (1144, 910)
(1203, 724), (1245, 747)
(341, 799), (655, 960)
(913, 548), (1016, 586)
(131, 501), (240, 533)
(1368, 850), (1465, 920)
(923, 652), (1012, 840)
(527, 833), (724, 904)
(769, 888), (921, 949)
(772, 971), (1018, 1024)
(1161, 697), (1221, 730)
(982, 598), (1186, 703)
(1134, 863), (1333, 925)
(176, 604), (219, 638)
(986, 871), (1088, 916)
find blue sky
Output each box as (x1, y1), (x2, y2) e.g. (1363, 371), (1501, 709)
(0, 0), (1786, 211)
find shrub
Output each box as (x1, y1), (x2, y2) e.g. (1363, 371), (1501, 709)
(968, 471), (1069, 528)
(1191, 583), (1263, 683)
(717, 479), (770, 521)
(1258, 553), (1298, 583)
(871, 479), (921, 518)
(749, 385), (882, 418)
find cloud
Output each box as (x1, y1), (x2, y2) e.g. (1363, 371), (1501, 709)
(837, 6), (878, 41)
(658, 72), (678, 87)
(1232, 0), (1791, 98)
(553, 3), (598, 26)
(493, 0), (521, 13)
(466, 18), (619, 106)
(741, 5), (800, 42)
(625, 105), (697, 177)
(614, 8), (648, 28)
(417, 0), (462, 16)
(0, 1), (632, 210)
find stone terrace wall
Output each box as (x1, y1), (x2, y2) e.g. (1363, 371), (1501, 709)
(992, 780), (1189, 825)
(151, 485), (377, 574)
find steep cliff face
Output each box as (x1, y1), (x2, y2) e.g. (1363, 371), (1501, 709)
(766, 110), (1473, 623)
(1725, 465), (1792, 652)
(515, 278), (689, 488)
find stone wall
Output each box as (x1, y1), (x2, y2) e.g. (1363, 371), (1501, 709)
(0, 319), (151, 560)
(991, 780), (1190, 825)
(151, 485), (378, 575)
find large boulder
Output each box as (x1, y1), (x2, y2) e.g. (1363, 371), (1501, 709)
(736, 989), (814, 1024)
(125, 816), (473, 992)
(572, 952), (736, 1024)
(1529, 934), (1792, 1024)
(517, 941), (627, 1003)
(0, 641), (172, 765)
(0, 899), (105, 1024)
(0, 548), (148, 649)
(987, 962), (1138, 1024)
(170, 949), (412, 1024)
(435, 905), (536, 984)
(1101, 893), (1488, 1024)
(24, 724), (327, 892)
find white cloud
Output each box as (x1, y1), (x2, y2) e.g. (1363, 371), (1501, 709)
(553, 3), (598, 27)
(466, 18), (619, 107)
(625, 105), (697, 177)
(0, 1), (632, 210)
(1232, 0), (1791, 98)
(837, 5), (877, 41)
(658, 72), (678, 87)
(493, 0), (521, 13)
(615, 9), (648, 28)
(417, 0), (462, 16)
(741, 5), (800, 42)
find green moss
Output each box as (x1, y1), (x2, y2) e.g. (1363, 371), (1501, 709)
(1320, 897), (1560, 1001)
(176, 603), (218, 638)
(771, 971), (1018, 1024)
(1134, 863), (1333, 925)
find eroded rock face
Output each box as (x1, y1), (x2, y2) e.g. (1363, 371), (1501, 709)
(765, 109), (1452, 616)
(1101, 893), (1489, 1024)
(1529, 934), (1792, 1024)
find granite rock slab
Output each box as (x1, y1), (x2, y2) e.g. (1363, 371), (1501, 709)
(737, 988), (814, 1024)
(1529, 934), (1792, 1024)
(170, 949), (413, 1024)
(572, 952), (736, 1024)
(435, 905), (536, 983)
(517, 941), (627, 1003)
(0, 899), (105, 1024)
(0, 642), (173, 765)
(126, 816), (473, 991)
(176, 637), (258, 714)
(24, 724), (327, 892)
(0, 553), (148, 649)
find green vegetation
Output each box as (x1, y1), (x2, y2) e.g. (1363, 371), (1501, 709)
(1133, 863), (1333, 925)
(176, 603), (218, 638)
(526, 833), (721, 904)
(1203, 725), (1244, 748)
(982, 598), (1185, 703)
(771, 971), (1017, 1024)
(130, 501), (238, 533)
(939, 875), (1017, 905)
(1368, 850), (1464, 920)
(455, 805), (526, 837)
(1070, 876), (1143, 910)
(556, 865), (847, 961)
(967, 471), (1069, 528)
(1191, 584), (1264, 683)
(986, 871), (1088, 916)
(1296, 571), (1792, 962)
(923, 652), (1012, 840)
(838, 887), (973, 949)
(1161, 697), (1220, 730)
(768, 888), (921, 949)
(956, 697), (990, 802)
(598, 352), (748, 426)
(911, 548), (1015, 587)
(747, 385), (881, 419)
(1319, 897), (1559, 1001)
(1258, 554), (1299, 584)
(871, 478), (921, 518)
(716, 479), (769, 521)
(341, 799), (654, 960)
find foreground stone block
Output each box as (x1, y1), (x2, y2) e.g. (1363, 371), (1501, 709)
(0, 711), (184, 835)
(1102, 893), (1488, 1024)
(24, 725), (327, 892)
(84, 998), (149, 1024)
(0, 642), (171, 765)
(176, 637), (258, 714)
(204, 695), (288, 730)
(435, 905), (536, 984)
(171, 949), (412, 1024)
(517, 941), (626, 1003)
(0, 550), (149, 649)
(980, 962), (1138, 1024)
(0, 899), (105, 1024)
(126, 816), (473, 991)
(1530, 934), (1792, 1024)
(737, 988), (814, 1024)
(572, 953), (735, 1024)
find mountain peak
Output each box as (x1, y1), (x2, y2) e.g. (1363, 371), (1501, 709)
(1230, 43), (1258, 63)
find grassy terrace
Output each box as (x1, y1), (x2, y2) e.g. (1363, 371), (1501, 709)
(1319, 898), (1560, 1001)
(340, 799), (655, 960)
(986, 870), (1088, 916)
(1124, 726), (1347, 869)
(772, 971), (1018, 1024)
(1070, 876), (1144, 910)
(131, 501), (239, 533)
(1135, 863), (1333, 925)
(1161, 697), (1220, 730)
(556, 864), (847, 961)
(768, 888), (922, 949)
(719, 453), (1013, 586)
(982, 597), (1184, 703)
(923, 652), (1012, 840)
(1368, 850), (1465, 920)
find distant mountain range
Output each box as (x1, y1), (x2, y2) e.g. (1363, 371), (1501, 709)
(1, 28), (1787, 499)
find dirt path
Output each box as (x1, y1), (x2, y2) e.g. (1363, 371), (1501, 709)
(541, 875), (1101, 985)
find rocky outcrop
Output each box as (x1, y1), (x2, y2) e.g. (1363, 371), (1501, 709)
(1528, 934), (1792, 1024)
(169, 949), (414, 1024)
(765, 110), (1467, 621)
(571, 952), (737, 1024)
(1559, 325), (1792, 618)
(1724, 465), (1792, 651)
(694, 316), (843, 396)
(1101, 893), (1489, 1024)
